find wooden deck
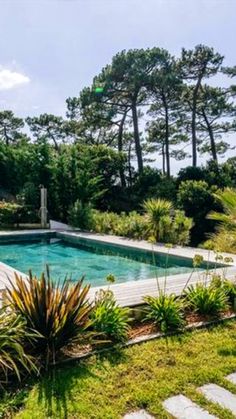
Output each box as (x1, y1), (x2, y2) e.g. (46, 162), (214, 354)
(1, 230), (236, 307)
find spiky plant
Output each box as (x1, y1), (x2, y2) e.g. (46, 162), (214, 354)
(207, 188), (236, 253)
(184, 283), (228, 316)
(208, 188), (236, 228)
(0, 308), (37, 385)
(144, 294), (185, 333)
(91, 290), (131, 343)
(7, 270), (93, 366)
(143, 198), (173, 242)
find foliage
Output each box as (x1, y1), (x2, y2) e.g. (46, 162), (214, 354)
(184, 282), (229, 316)
(3, 323), (236, 418)
(68, 200), (93, 230)
(91, 210), (148, 239)
(208, 188), (236, 228)
(0, 308), (37, 385)
(210, 275), (236, 305)
(177, 166), (206, 185)
(206, 188), (236, 252)
(143, 198), (173, 242)
(91, 206), (192, 245)
(143, 198), (193, 244)
(177, 180), (217, 244)
(0, 201), (22, 226)
(144, 294), (185, 333)
(0, 44), (236, 238)
(91, 290), (131, 343)
(7, 271), (93, 365)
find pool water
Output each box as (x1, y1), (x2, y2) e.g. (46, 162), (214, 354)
(0, 239), (199, 287)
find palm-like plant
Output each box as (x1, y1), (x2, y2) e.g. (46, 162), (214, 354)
(7, 270), (93, 366)
(207, 188), (236, 228)
(0, 308), (37, 385)
(207, 188), (236, 252)
(143, 198), (173, 242)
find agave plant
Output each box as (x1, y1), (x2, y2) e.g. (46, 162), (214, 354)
(143, 198), (173, 242)
(0, 308), (37, 385)
(7, 270), (93, 366)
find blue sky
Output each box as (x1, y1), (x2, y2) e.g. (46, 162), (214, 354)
(0, 0), (235, 169)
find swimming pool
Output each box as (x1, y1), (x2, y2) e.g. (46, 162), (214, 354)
(0, 235), (208, 287)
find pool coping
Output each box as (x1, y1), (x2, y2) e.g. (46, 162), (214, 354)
(1, 229), (236, 307)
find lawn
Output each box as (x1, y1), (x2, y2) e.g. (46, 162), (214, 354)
(1, 321), (236, 418)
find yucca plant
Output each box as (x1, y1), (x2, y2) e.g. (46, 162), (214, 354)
(184, 283), (228, 316)
(91, 290), (131, 343)
(144, 293), (185, 333)
(0, 308), (37, 385)
(143, 198), (173, 242)
(7, 270), (93, 366)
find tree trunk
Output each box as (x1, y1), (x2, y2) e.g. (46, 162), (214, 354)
(131, 101), (143, 173)
(191, 69), (206, 167)
(117, 111), (127, 188)
(202, 110), (218, 163)
(4, 126), (9, 146)
(128, 142), (133, 186)
(162, 94), (170, 177)
(191, 85), (199, 167)
(162, 143), (166, 175)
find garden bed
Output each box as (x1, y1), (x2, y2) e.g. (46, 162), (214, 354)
(60, 310), (236, 364)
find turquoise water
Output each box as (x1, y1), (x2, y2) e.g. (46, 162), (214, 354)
(0, 239), (196, 287)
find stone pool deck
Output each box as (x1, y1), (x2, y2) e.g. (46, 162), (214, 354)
(1, 229), (236, 307)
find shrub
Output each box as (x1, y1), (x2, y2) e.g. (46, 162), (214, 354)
(91, 290), (131, 343)
(177, 180), (217, 245)
(68, 199), (94, 230)
(115, 211), (148, 239)
(91, 210), (148, 239)
(144, 294), (185, 333)
(170, 210), (193, 245)
(7, 271), (93, 366)
(143, 198), (173, 242)
(143, 198), (192, 245)
(0, 308), (37, 385)
(210, 275), (236, 306)
(91, 210), (121, 234)
(184, 283), (228, 316)
(0, 201), (22, 226)
(91, 206), (192, 245)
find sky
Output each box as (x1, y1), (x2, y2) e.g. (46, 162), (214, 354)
(0, 0), (235, 170)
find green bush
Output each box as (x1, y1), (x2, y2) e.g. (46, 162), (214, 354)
(143, 198), (193, 244)
(0, 201), (22, 226)
(91, 210), (148, 240)
(91, 205), (192, 245)
(144, 294), (185, 333)
(0, 308), (37, 385)
(7, 271), (93, 366)
(68, 199), (94, 230)
(91, 290), (131, 343)
(210, 275), (236, 306)
(177, 180), (217, 245)
(184, 283), (228, 316)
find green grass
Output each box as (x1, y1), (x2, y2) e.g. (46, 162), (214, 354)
(2, 321), (236, 418)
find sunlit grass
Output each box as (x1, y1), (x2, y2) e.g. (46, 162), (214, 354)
(2, 321), (236, 418)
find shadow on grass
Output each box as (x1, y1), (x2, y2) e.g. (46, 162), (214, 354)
(36, 347), (128, 418)
(37, 362), (96, 418)
(218, 348), (236, 357)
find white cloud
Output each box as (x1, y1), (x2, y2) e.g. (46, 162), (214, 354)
(0, 68), (30, 91)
